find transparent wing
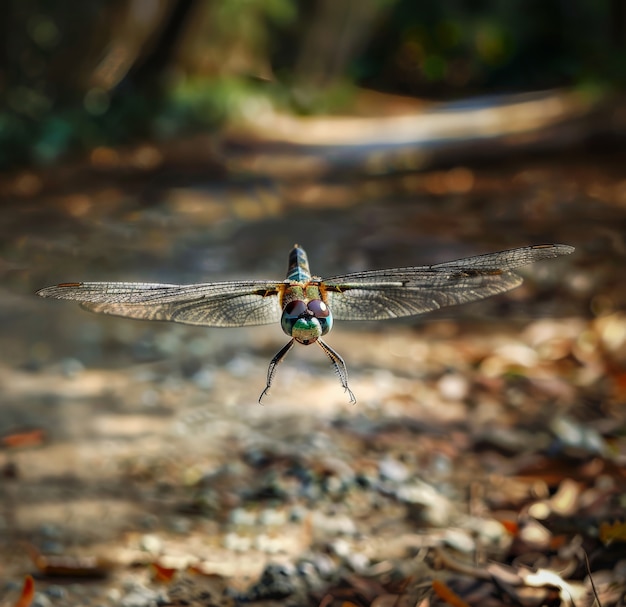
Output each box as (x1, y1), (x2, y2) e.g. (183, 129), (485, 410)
(36, 280), (283, 327)
(323, 244), (574, 321)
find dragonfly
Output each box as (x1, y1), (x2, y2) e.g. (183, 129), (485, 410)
(37, 243), (574, 403)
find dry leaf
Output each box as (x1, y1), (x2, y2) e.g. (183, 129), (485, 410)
(431, 580), (470, 607)
(13, 575), (34, 607)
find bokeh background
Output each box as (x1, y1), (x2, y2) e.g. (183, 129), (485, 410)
(3, 0), (626, 169)
(1, 2), (626, 606)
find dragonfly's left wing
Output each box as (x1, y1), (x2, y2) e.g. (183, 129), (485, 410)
(37, 280), (283, 327)
(323, 244), (574, 321)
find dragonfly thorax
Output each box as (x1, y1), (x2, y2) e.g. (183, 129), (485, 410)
(280, 299), (333, 345)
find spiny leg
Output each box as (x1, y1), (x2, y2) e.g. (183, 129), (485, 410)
(259, 339), (295, 403)
(317, 339), (357, 404)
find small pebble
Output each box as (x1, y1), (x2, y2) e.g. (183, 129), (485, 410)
(329, 538), (351, 558)
(309, 552), (337, 579)
(398, 480), (454, 526)
(289, 505), (308, 522)
(61, 357), (84, 378)
(322, 474), (345, 495)
(223, 532), (252, 552)
(246, 563), (298, 600)
(550, 416), (607, 455)
(312, 511), (357, 536)
(259, 508), (287, 526)
(473, 518), (508, 545)
(379, 457), (410, 483)
(140, 534), (162, 554)
(430, 452), (453, 477)
(44, 585), (66, 600)
(442, 528), (475, 553)
(519, 519), (551, 549)
(437, 373), (469, 401)
(254, 533), (284, 554)
(107, 588), (122, 603)
(121, 585), (163, 607)
(31, 594), (51, 607)
(166, 516), (192, 534)
(192, 367), (215, 389)
(229, 508), (257, 526)
(297, 560), (323, 589)
(225, 356), (255, 377)
(346, 552), (369, 573)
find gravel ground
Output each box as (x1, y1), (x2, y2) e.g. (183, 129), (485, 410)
(1, 151), (625, 606)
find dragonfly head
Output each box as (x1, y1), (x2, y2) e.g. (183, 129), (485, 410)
(281, 299), (333, 345)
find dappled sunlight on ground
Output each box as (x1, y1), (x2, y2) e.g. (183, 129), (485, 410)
(1, 147), (625, 605)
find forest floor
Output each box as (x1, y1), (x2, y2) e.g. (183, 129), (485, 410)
(1, 141), (625, 606)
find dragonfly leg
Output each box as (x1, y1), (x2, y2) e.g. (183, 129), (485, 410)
(317, 340), (357, 404)
(259, 339), (295, 403)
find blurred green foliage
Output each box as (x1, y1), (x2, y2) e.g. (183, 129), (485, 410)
(0, 0), (624, 170)
(357, 0), (621, 94)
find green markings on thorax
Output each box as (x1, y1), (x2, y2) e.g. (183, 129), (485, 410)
(280, 282), (324, 308)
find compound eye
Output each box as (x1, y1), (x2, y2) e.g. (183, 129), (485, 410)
(283, 300), (308, 318)
(307, 299), (329, 318)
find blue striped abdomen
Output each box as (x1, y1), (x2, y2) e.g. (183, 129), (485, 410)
(286, 245), (312, 282)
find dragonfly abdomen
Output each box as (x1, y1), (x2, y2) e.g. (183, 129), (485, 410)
(286, 245), (312, 282)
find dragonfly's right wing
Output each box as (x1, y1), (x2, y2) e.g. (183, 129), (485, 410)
(36, 280), (283, 327)
(324, 244), (574, 321)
